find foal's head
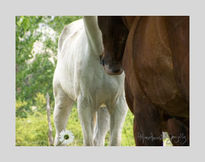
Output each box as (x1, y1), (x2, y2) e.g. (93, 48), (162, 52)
(98, 16), (128, 75)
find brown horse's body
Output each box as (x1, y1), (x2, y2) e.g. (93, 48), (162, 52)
(98, 16), (189, 146)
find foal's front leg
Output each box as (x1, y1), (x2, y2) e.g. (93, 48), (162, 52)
(77, 96), (96, 146)
(53, 87), (74, 146)
(109, 97), (128, 146)
(94, 106), (110, 146)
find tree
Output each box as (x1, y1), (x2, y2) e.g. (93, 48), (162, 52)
(16, 16), (81, 117)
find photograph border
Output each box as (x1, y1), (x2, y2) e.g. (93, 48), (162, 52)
(1, 0), (205, 161)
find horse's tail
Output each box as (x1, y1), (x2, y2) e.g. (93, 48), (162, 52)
(58, 19), (83, 54)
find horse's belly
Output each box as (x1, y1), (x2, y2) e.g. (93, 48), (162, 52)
(54, 59), (77, 101)
(56, 36), (85, 100)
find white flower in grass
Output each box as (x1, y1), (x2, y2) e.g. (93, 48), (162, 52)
(59, 130), (74, 145)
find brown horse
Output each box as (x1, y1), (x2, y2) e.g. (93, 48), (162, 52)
(98, 16), (189, 146)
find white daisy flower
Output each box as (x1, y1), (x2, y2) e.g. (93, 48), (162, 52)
(59, 130), (74, 145)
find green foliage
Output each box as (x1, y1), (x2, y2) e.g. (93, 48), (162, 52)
(16, 104), (84, 146)
(121, 110), (135, 146)
(16, 113), (50, 146)
(16, 100), (29, 118)
(16, 16), (81, 117)
(47, 16), (82, 34)
(34, 92), (46, 112)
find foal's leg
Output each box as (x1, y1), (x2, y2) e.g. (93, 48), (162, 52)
(109, 97), (128, 146)
(77, 96), (96, 146)
(53, 87), (74, 146)
(94, 106), (110, 146)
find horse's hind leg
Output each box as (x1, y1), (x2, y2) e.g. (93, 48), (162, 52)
(133, 101), (163, 146)
(53, 87), (74, 146)
(94, 106), (110, 146)
(77, 96), (96, 146)
(109, 97), (128, 146)
(166, 118), (189, 146)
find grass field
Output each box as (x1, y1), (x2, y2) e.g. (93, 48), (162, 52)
(16, 104), (136, 146)
(16, 103), (172, 146)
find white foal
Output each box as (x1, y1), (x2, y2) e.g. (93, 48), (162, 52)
(53, 16), (128, 146)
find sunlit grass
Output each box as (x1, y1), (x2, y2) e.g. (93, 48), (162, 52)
(16, 104), (135, 146)
(16, 104), (171, 146)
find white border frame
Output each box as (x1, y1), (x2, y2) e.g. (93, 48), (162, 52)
(1, 0), (205, 161)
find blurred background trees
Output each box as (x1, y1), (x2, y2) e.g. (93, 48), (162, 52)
(16, 16), (81, 118)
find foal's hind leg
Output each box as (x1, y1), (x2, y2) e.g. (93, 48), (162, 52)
(77, 96), (96, 146)
(109, 97), (128, 146)
(94, 106), (110, 146)
(53, 87), (74, 146)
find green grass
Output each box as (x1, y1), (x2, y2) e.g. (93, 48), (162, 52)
(16, 105), (135, 146)
(16, 104), (172, 146)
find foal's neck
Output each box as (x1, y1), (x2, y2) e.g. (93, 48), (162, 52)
(83, 16), (103, 56)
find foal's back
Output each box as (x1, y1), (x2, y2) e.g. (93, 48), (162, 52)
(53, 19), (85, 101)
